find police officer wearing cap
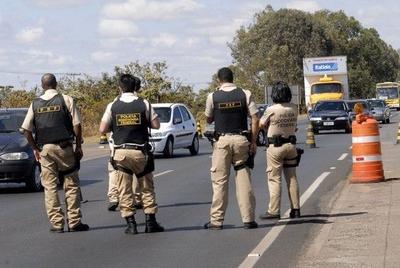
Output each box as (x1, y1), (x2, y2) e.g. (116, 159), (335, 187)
(21, 73), (89, 233)
(259, 81), (301, 220)
(204, 67), (259, 230)
(100, 74), (164, 234)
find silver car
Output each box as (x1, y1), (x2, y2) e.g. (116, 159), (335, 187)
(367, 99), (391, 124)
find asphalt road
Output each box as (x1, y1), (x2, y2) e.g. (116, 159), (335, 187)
(1, 112), (398, 268)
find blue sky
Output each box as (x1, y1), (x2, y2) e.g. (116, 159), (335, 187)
(0, 0), (399, 90)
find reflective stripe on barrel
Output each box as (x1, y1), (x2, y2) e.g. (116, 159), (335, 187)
(351, 118), (384, 183)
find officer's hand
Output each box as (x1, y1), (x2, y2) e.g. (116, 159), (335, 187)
(33, 149), (41, 161)
(75, 147), (83, 161)
(249, 142), (257, 155)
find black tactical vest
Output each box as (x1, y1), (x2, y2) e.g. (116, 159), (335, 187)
(213, 88), (248, 133)
(33, 94), (74, 145)
(111, 98), (149, 145)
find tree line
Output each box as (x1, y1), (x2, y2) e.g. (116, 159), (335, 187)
(1, 6), (399, 136)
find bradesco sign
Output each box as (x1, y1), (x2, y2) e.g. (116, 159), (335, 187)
(303, 56), (347, 76)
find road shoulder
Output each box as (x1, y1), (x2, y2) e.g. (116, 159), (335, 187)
(297, 141), (400, 267)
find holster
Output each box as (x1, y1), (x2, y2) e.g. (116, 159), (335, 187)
(234, 152), (254, 170)
(136, 144), (155, 178)
(59, 153), (80, 178)
(283, 148), (304, 168)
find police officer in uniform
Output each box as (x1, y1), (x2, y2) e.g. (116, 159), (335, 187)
(21, 73), (89, 233)
(204, 67), (259, 230)
(259, 81), (301, 219)
(107, 76), (143, 211)
(100, 74), (164, 234)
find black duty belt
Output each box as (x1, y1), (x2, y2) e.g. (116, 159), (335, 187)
(267, 135), (296, 147)
(115, 144), (144, 150)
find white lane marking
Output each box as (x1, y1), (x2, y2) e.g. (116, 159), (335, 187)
(154, 170), (174, 177)
(330, 167), (336, 170)
(239, 172), (331, 268)
(337, 153), (348, 161)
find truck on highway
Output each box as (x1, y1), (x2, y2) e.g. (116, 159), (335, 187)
(303, 56), (349, 110)
(375, 82), (400, 110)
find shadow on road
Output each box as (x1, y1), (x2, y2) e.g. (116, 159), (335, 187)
(298, 211), (367, 218)
(158, 201), (211, 208)
(385, 177), (400, 182)
(79, 179), (103, 186)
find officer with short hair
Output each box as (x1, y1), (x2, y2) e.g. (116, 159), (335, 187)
(259, 81), (301, 220)
(100, 74), (164, 234)
(204, 67), (259, 230)
(107, 76), (143, 212)
(21, 73), (89, 233)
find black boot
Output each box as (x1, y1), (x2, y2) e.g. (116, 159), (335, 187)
(125, 215), (138, 234)
(289, 209), (301, 219)
(145, 214), (164, 233)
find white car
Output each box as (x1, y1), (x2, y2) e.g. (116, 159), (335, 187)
(150, 103), (199, 157)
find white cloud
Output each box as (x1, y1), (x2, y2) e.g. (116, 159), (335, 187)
(196, 18), (247, 45)
(151, 33), (177, 47)
(286, 1), (320, 13)
(32, 0), (91, 8)
(16, 27), (44, 43)
(91, 51), (117, 63)
(102, 0), (202, 20)
(18, 49), (66, 67)
(99, 19), (138, 38)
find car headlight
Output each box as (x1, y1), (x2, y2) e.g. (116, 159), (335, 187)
(335, 117), (348, 120)
(0, 152), (30, 160)
(151, 132), (166, 138)
(309, 117), (322, 121)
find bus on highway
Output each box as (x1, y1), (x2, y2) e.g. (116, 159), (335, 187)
(376, 82), (400, 110)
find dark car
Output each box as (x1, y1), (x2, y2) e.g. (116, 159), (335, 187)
(0, 108), (42, 191)
(203, 104), (269, 146)
(309, 100), (352, 134)
(346, 100), (372, 122)
(367, 99), (391, 124)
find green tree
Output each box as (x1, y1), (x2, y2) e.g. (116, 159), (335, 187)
(230, 7), (400, 100)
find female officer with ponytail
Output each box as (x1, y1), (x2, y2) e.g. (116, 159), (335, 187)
(259, 81), (301, 220)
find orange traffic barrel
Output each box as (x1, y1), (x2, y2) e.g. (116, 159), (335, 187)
(351, 117), (384, 183)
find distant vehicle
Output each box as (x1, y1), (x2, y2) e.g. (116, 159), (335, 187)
(367, 99), (391, 123)
(376, 82), (400, 110)
(345, 100), (372, 121)
(309, 100), (352, 134)
(203, 104), (269, 146)
(0, 108), (42, 191)
(150, 103), (198, 157)
(303, 56), (349, 110)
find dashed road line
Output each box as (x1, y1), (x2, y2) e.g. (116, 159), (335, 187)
(330, 167), (336, 170)
(239, 171), (331, 268)
(337, 153), (348, 161)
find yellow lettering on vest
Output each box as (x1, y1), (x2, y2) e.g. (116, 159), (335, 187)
(219, 101), (242, 109)
(37, 105), (61, 114)
(116, 113), (141, 126)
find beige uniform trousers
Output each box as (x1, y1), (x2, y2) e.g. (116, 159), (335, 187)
(210, 135), (256, 225)
(39, 144), (82, 229)
(113, 149), (158, 217)
(266, 143), (300, 215)
(107, 162), (142, 205)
